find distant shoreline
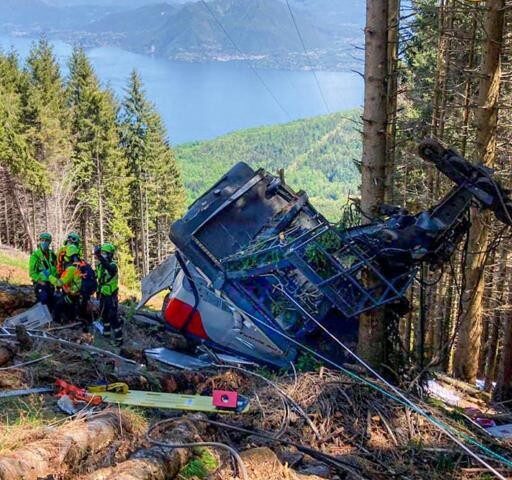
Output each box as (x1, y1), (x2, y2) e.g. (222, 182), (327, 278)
(1, 30), (363, 74)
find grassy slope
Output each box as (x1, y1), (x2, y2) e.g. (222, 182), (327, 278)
(0, 245), (164, 308)
(0, 246), (29, 285)
(175, 110), (362, 220)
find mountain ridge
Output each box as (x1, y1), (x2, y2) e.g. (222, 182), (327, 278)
(0, 0), (364, 71)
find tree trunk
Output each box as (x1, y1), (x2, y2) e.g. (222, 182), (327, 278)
(0, 412), (131, 480)
(452, 0), (505, 383)
(97, 154), (105, 246)
(494, 300), (512, 400)
(358, 0), (391, 366)
(459, 12), (478, 158)
(384, 0), (399, 203)
(4, 173), (35, 251)
(494, 258), (512, 400)
(84, 418), (205, 480)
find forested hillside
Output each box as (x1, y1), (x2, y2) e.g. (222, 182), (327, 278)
(176, 111), (361, 220)
(0, 40), (185, 284)
(357, 0), (512, 403)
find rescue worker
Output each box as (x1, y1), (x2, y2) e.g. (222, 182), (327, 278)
(94, 243), (122, 346)
(50, 244), (83, 325)
(56, 232), (83, 276)
(29, 232), (57, 311)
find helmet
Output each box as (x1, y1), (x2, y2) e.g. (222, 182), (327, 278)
(39, 232), (52, 242)
(67, 232), (80, 244)
(100, 243), (116, 254)
(64, 244), (80, 261)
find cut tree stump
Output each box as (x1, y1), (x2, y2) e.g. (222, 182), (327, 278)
(0, 411), (132, 480)
(83, 417), (205, 480)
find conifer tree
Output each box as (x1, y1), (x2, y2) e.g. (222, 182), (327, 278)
(120, 70), (185, 276)
(67, 48), (136, 285)
(22, 38), (72, 245)
(0, 51), (47, 249)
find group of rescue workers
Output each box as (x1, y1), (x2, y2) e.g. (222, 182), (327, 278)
(29, 232), (123, 346)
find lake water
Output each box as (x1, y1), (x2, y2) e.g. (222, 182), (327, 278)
(0, 35), (363, 144)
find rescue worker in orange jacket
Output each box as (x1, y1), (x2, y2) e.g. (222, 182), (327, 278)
(50, 245), (83, 325)
(56, 232), (83, 276)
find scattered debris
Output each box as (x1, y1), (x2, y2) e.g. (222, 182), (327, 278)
(3, 302), (52, 329)
(0, 326), (139, 364)
(55, 378), (103, 406)
(145, 347), (211, 370)
(88, 382), (130, 394)
(57, 394), (79, 415)
(487, 424), (512, 439)
(145, 346), (258, 371)
(0, 386), (53, 398)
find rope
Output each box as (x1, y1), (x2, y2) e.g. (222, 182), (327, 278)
(147, 418), (249, 480)
(232, 304), (512, 478)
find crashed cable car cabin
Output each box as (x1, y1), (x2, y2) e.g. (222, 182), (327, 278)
(154, 139), (512, 367)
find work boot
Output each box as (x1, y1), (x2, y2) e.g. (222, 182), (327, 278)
(112, 326), (123, 347)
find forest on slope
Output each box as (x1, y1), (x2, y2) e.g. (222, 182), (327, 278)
(356, 0), (512, 403)
(175, 111), (361, 220)
(0, 39), (185, 284)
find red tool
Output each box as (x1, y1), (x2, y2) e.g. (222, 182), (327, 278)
(212, 390), (238, 409)
(55, 379), (103, 406)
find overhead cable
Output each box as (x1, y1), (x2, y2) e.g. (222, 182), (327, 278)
(199, 0), (290, 120)
(284, 0), (331, 114)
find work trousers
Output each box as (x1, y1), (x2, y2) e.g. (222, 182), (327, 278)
(53, 293), (79, 325)
(34, 282), (55, 312)
(99, 292), (122, 345)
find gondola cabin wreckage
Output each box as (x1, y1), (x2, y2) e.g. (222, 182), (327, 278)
(141, 139), (512, 367)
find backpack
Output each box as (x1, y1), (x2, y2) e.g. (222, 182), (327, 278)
(78, 261), (98, 297)
(56, 247), (67, 275)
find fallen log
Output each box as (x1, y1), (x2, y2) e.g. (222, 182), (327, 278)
(435, 373), (490, 400)
(0, 346), (13, 367)
(0, 411), (132, 480)
(0, 283), (34, 319)
(84, 417), (205, 480)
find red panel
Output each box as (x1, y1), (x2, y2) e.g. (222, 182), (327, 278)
(212, 390), (238, 409)
(164, 297), (208, 339)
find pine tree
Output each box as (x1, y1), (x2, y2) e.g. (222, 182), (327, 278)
(22, 38), (72, 245)
(358, 0), (400, 367)
(67, 48), (137, 285)
(120, 70), (185, 276)
(0, 51), (47, 249)
(452, 0), (505, 383)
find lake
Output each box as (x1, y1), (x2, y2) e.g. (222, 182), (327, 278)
(0, 35), (363, 144)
